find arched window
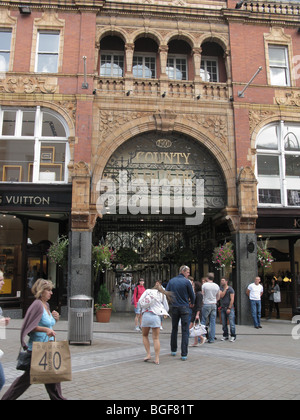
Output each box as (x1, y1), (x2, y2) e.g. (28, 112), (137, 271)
(0, 106), (70, 183)
(256, 121), (300, 206)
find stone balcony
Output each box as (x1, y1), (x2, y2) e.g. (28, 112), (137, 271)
(95, 77), (230, 102)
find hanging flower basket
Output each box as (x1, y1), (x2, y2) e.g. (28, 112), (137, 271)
(92, 244), (115, 278)
(212, 241), (235, 270)
(257, 241), (274, 269)
(47, 235), (69, 268)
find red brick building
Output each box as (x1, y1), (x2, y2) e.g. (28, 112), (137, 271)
(0, 0), (299, 323)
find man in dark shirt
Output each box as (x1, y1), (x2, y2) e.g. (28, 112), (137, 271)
(166, 265), (195, 360)
(219, 277), (236, 342)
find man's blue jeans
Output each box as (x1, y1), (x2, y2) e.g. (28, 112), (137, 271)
(250, 299), (261, 327)
(221, 307), (236, 338)
(201, 304), (217, 343)
(170, 306), (190, 357)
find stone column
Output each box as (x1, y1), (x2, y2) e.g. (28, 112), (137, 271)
(226, 166), (258, 325)
(232, 231), (257, 325)
(68, 161), (97, 299)
(68, 230), (93, 297)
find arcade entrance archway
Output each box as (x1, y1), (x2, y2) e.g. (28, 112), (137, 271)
(93, 131), (229, 296)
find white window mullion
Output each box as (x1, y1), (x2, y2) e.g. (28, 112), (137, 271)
(32, 137), (40, 183)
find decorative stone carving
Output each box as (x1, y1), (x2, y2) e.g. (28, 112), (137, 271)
(185, 114), (228, 144)
(0, 76), (58, 94)
(275, 90), (300, 107)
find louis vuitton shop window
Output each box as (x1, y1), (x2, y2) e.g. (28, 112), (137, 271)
(0, 106), (70, 183)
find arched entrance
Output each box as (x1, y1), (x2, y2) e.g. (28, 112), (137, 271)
(92, 131), (228, 300)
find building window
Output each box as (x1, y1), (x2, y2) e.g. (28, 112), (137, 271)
(0, 29), (12, 72)
(256, 121), (300, 206)
(100, 53), (124, 77)
(201, 58), (218, 82)
(166, 56), (187, 80)
(132, 55), (156, 79)
(36, 31), (60, 73)
(0, 107), (69, 183)
(268, 45), (290, 86)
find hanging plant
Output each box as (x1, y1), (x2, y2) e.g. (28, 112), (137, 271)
(257, 241), (274, 269)
(92, 244), (115, 277)
(212, 241), (235, 270)
(47, 235), (69, 268)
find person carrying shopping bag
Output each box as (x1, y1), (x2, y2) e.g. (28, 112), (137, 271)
(1, 278), (67, 400)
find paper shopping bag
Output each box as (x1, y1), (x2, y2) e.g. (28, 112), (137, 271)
(30, 340), (72, 384)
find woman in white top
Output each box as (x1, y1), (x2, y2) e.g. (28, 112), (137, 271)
(139, 281), (173, 365)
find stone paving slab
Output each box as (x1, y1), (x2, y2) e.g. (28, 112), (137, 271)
(0, 313), (299, 401)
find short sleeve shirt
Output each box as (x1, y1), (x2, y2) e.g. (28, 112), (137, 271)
(248, 283), (263, 301)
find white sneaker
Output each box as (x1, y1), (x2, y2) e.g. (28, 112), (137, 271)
(229, 337), (236, 342)
(135, 326), (140, 331)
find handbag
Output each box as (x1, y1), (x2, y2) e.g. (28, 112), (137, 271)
(189, 323), (206, 338)
(30, 340), (72, 384)
(16, 348), (32, 371)
(273, 291), (281, 303)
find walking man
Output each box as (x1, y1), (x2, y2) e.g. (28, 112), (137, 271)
(219, 277), (236, 342)
(166, 265), (195, 360)
(247, 276), (263, 329)
(201, 273), (220, 343)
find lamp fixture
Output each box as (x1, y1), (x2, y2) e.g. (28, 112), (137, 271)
(126, 90), (132, 96)
(196, 94), (201, 100)
(162, 91), (166, 98)
(235, 0), (244, 9)
(19, 5), (31, 14)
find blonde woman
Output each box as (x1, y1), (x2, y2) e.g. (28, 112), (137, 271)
(1, 279), (66, 400)
(0, 270), (10, 391)
(140, 280), (173, 365)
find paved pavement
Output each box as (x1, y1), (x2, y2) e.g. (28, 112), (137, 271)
(0, 309), (300, 401)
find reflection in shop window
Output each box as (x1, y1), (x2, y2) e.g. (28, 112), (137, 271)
(256, 121), (300, 207)
(0, 107), (69, 183)
(0, 214), (22, 296)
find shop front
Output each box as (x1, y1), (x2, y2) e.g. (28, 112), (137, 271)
(0, 184), (71, 317)
(256, 209), (300, 319)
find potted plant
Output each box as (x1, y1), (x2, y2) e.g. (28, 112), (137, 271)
(95, 284), (113, 323)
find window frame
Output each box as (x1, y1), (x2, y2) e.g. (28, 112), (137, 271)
(268, 45), (290, 87)
(100, 51), (124, 78)
(0, 29), (12, 73)
(0, 106), (69, 184)
(256, 121), (300, 207)
(35, 30), (60, 74)
(166, 54), (188, 81)
(200, 56), (219, 83)
(132, 53), (156, 79)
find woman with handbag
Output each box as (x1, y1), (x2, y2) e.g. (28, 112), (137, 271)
(1, 278), (67, 400)
(267, 277), (280, 320)
(0, 270), (10, 391)
(189, 281), (206, 347)
(139, 280), (173, 365)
